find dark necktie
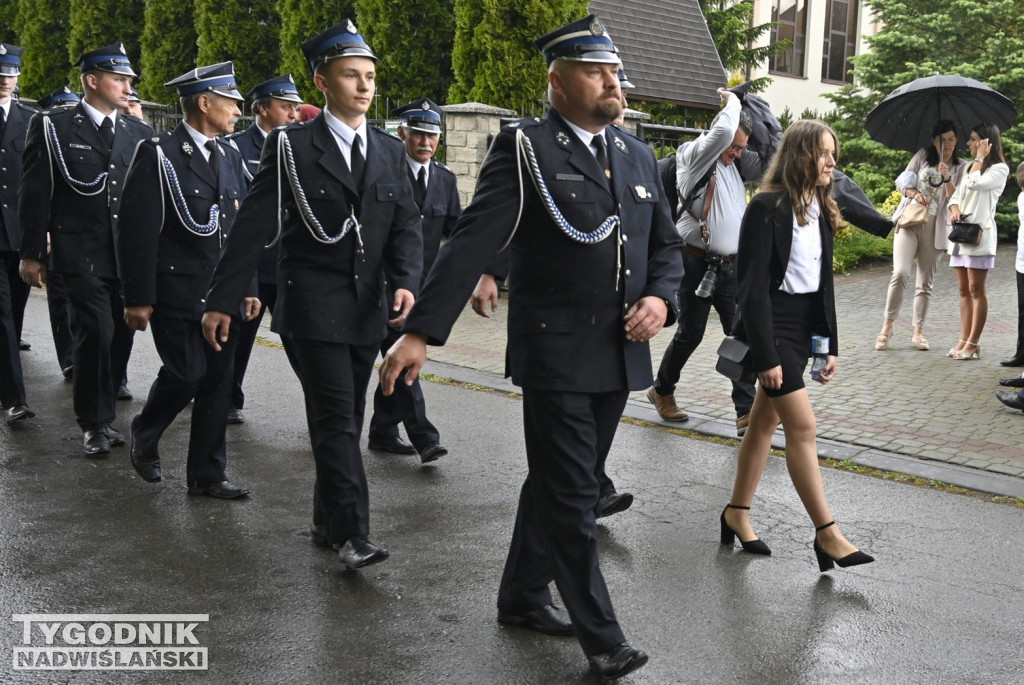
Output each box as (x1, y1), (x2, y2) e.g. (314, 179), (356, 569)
(593, 133), (610, 184)
(415, 166), (427, 209)
(350, 134), (365, 188)
(98, 117), (114, 152)
(0, 107), (6, 140)
(205, 140), (219, 180)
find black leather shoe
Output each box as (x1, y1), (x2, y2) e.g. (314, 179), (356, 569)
(595, 491), (634, 519)
(226, 407), (244, 424)
(368, 436), (417, 454)
(6, 404), (35, 424)
(337, 537), (389, 569)
(1000, 355), (1024, 367)
(129, 425), (162, 482)
(418, 442), (448, 464)
(587, 643), (649, 680)
(103, 424), (126, 447)
(995, 389), (1024, 412)
(188, 481), (250, 499)
(83, 429), (111, 456)
(18, 339), (30, 351)
(999, 375), (1024, 388)
(61, 365), (74, 381)
(497, 604), (574, 636)
(117, 384), (132, 401)
(310, 524), (331, 548)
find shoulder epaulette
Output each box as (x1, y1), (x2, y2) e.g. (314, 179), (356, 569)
(432, 160), (455, 176)
(372, 125), (402, 142)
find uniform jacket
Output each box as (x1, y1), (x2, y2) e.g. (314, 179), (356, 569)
(117, 123), (247, 320)
(403, 109), (683, 393)
(0, 100), (36, 251)
(204, 114), (423, 346)
(226, 123), (278, 284)
(733, 191), (839, 372)
(19, 103), (153, 277)
(411, 158), (461, 285)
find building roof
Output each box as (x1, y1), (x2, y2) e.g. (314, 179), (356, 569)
(591, 0), (725, 109)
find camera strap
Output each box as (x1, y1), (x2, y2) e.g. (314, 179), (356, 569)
(687, 167), (717, 248)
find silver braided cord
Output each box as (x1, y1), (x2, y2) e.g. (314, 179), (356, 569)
(156, 145), (220, 237)
(278, 130), (363, 250)
(43, 116), (107, 196)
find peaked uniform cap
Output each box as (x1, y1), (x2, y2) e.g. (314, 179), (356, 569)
(0, 43), (23, 76)
(533, 15), (620, 67)
(300, 20), (377, 77)
(248, 74), (303, 103)
(39, 86), (81, 109)
(393, 99), (443, 134)
(165, 62), (244, 101)
(74, 43), (137, 76)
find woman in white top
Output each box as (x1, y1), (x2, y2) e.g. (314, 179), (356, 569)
(946, 123), (1009, 360)
(876, 120), (965, 351)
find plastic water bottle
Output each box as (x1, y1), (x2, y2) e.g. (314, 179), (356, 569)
(810, 335), (829, 380)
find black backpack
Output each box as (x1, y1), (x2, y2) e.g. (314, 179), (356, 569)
(657, 151), (716, 223)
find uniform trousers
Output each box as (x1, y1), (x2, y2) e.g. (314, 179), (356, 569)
(655, 252), (754, 417)
(45, 271), (74, 373)
(285, 336), (377, 545)
(64, 273), (133, 429)
(132, 313), (237, 487)
(497, 388), (628, 656)
(3, 250), (29, 342)
(0, 251), (27, 409)
(230, 281), (279, 410)
(368, 324), (440, 450)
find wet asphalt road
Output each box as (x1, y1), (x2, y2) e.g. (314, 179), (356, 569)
(1, 297), (1023, 684)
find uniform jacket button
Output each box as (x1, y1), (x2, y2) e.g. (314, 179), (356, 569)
(624, 269), (631, 277)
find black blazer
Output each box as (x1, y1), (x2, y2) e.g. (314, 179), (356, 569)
(204, 114), (423, 346)
(19, 103), (153, 278)
(226, 123), (280, 285)
(117, 124), (247, 320)
(403, 110), (683, 393)
(0, 101), (35, 251)
(412, 159), (461, 284)
(733, 191), (839, 372)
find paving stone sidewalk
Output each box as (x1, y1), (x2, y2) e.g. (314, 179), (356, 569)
(430, 244), (1024, 485)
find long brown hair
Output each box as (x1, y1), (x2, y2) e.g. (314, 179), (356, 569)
(760, 120), (845, 231)
(971, 122), (1006, 174)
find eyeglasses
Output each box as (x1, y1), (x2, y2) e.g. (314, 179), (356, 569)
(727, 144), (747, 153)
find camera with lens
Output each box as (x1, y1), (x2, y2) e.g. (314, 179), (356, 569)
(695, 254), (722, 298)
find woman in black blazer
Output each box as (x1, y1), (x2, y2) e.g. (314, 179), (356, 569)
(721, 120), (874, 572)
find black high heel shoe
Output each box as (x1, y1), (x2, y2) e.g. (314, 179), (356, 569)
(720, 504), (771, 555)
(813, 521), (874, 572)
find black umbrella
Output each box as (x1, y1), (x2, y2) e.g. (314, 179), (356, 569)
(865, 74), (1016, 153)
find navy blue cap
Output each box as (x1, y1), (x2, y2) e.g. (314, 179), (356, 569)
(617, 67), (635, 89)
(0, 43), (24, 76)
(74, 43), (137, 76)
(534, 15), (620, 67)
(393, 99), (443, 134)
(128, 86), (140, 102)
(248, 74), (303, 103)
(39, 86), (81, 109)
(300, 20), (376, 76)
(165, 62), (244, 101)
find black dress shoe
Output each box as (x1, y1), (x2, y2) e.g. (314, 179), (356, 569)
(18, 339), (30, 351)
(129, 426), (162, 483)
(83, 429), (111, 456)
(367, 435), (417, 454)
(61, 365), (74, 381)
(995, 389), (1024, 412)
(595, 491), (634, 519)
(117, 384), (132, 401)
(1000, 355), (1024, 367)
(103, 424), (126, 447)
(497, 604), (574, 636)
(226, 407), (244, 424)
(337, 537), (389, 569)
(188, 480), (250, 499)
(5, 404), (35, 424)
(418, 442), (448, 464)
(587, 643), (649, 680)
(999, 375), (1024, 388)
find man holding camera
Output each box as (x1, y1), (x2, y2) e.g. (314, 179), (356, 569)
(648, 87), (755, 435)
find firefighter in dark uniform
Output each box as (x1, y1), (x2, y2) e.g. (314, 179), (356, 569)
(19, 44), (152, 453)
(0, 43), (34, 424)
(201, 20), (422, 569)
(226, 73), (303, 425)
(117, 62), (253, 499)
(366, 98), (460, 463)
(380, 16), (683, 679)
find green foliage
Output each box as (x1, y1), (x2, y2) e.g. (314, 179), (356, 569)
(825, 0), (1024, 238)
(356, 0), (456, 111)
(14, 0), (71, 97)
(1, 6), (17, 43)
(275, 0), (356, 105)
(195, 0), (280, 98)
(67, 0), (144, 84)
(833, 226), (893, 272)
(139, 0), (196, 104)
(448, 0), (587, 112)
(698, 0), (786, 91)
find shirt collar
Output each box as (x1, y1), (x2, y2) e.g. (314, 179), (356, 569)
(182, 121), (213, 155)
(80, 98), (117, 130)
(0, 99), (10, 118)
(564, 119), (605, 151)
(322, 107), (367, 149)
(405, 155), (428, 179)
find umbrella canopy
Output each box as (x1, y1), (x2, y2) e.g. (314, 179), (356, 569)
(865, 75), (1016, 153)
